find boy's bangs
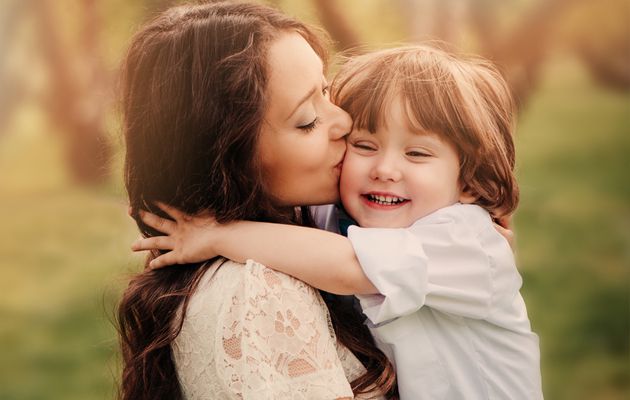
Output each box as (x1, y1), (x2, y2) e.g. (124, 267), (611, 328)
(400, 81), (458, 137)
(345, 77), (451, 136)
(335, 64), (399, 133)
(334, 48), (478, 140)
(398, 59), (483, 142)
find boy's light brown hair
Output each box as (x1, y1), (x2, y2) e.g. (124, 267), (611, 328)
(332, 45), (519, 217)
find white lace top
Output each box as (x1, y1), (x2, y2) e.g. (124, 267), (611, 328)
(171, 258), (382, 399)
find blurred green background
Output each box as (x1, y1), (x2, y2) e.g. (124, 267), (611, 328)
(0, 0), (628, 399)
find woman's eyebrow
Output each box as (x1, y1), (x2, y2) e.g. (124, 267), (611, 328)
(285, 86), (317, 121)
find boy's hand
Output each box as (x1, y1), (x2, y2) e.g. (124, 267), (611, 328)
(131, 202), (222, 269)
(493, 215), (515, 250)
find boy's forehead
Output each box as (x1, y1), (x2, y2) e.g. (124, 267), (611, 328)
(347, 86), (446, 139)
(379, 97), (434, 136)
(351, 120), (443, 144)
(349, 95), (396, 132)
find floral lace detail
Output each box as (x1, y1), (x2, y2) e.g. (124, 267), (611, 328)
(172, 259), (382, 399)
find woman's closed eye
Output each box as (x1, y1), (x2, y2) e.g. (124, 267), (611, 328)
(297, 116), (320, 133)
(296, 84), (329, 133)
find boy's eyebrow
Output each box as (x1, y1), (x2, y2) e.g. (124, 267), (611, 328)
(409, 132), (449, 147)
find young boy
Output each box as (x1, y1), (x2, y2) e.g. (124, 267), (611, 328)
(134, 45), (542, 399)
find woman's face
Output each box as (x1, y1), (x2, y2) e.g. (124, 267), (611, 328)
(258, 32), (352, 207)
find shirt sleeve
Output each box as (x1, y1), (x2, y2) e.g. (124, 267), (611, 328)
(349, 204), (521, 325)
(214, 259), (355, 399)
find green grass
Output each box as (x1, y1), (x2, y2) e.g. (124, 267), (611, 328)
(515, 58), (629, 400)
(0, 115), (139, 400)
(0, 58), (628, 399)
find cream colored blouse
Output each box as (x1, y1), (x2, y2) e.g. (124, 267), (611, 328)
(172, 259), (382, 399)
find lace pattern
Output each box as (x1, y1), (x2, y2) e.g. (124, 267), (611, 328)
(172, 259), (381, 399)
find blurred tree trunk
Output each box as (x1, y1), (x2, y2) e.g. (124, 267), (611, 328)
(472, 0), (586, 108)
(468, 0), (499, 58)
(0, 0), (31, 137)
(315, 0), (586, 110)
(433, 0), (467, 46)
(576, 37), (630, 91)
(311, 0), (362, 53)
(32, 0), (112, 184)
(397, 0), (436, 42)
(143, 0), (175, 19)
(20, 0), (182, 185)
(397, 0), (467, 49)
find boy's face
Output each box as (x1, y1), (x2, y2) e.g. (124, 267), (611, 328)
(340, 98), (473, 228)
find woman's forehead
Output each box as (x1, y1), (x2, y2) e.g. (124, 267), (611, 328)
(265, 32), (324, 120)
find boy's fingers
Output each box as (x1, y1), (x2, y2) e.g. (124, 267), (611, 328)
(497, 215), (513, 229)
(139, 209), (176, 234)
(131, 236), (173, 251)
(155, 201), (185, 221)
(494, 223), (515, 249)
(149, 252), (178, 270)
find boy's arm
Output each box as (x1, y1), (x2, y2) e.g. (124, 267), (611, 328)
(130, 204), (377, 295)
(217, 221), (377, 295)
(349, 205), (520, 324)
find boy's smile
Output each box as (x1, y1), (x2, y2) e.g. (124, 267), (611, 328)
(361, 192), (410, 208)
(340, 97), (474, 228)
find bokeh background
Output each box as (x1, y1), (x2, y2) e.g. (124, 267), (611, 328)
(1, 0), (628, 399)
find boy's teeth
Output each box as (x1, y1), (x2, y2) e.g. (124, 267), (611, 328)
(367, 194), (406, 205)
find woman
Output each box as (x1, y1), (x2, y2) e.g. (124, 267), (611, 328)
(118, 2), (397, 399)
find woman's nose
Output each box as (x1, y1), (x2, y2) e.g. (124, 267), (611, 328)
(328, 104), (352, 140)
(370, 153), (402, 182)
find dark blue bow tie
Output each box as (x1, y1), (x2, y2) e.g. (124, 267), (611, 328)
(337, 207), (356, 237)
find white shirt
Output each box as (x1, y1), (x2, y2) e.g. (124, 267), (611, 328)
(314, 203), (542, 399)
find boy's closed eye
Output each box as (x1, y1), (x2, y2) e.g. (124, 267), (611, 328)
(351, 141), (377, 151)
(406, 149), (432, 158)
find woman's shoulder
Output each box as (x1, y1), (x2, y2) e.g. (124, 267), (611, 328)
(186, 258), (328, 324)
(177, 257), (335, 359)
(175, 259), (361, 399)
(195, 258), (321, 297)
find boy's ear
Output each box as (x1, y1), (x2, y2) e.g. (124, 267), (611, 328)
(459, 183), (477, 204)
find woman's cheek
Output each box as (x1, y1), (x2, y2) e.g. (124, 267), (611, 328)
(303, 136), (330, 172)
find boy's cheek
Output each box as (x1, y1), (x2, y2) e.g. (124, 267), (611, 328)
(343, 157), (371, 185)
(339, 160), (355, 189)
(339, 163), (356, 198)
(339, 170), (365, 210)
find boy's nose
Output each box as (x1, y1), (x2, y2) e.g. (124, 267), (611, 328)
(370, 155), (402, 182)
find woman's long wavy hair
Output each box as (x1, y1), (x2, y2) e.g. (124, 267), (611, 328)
(117, 2), (397, 399)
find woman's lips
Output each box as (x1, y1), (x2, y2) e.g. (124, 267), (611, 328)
(333, 154), (344, 174)
(360, 192), (410, 210)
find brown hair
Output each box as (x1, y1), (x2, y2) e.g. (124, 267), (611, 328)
(332, 45), (519, 217)
(118, 2), (396, 399)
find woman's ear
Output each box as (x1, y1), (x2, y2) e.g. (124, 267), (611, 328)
(458, 183), (477, 204)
